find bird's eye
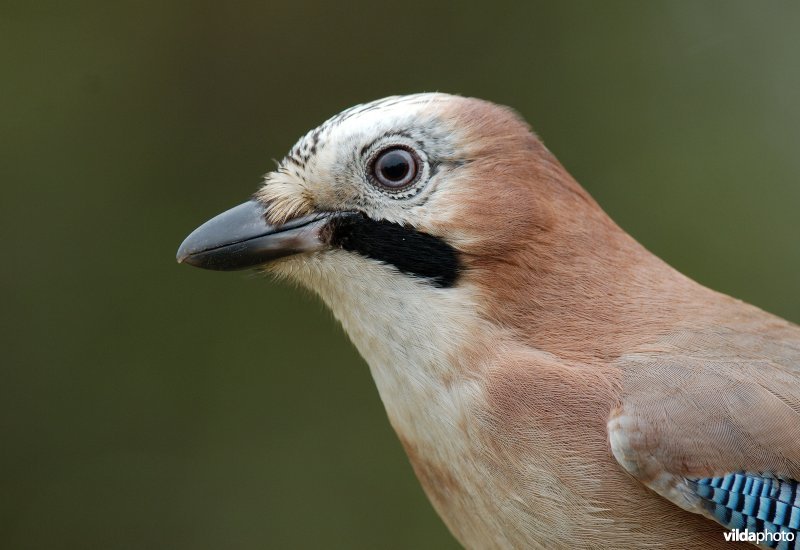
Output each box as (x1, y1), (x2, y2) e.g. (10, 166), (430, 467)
(370, 147), (419, 190)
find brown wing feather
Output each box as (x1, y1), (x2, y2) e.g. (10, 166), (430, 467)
(610, 307), (800, 527)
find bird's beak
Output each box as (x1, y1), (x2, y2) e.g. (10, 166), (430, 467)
(176, 200), (328, 270)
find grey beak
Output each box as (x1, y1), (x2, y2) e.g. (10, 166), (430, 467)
(176, 200), (328, 270)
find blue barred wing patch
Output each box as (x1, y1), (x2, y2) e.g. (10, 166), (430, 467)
(688, 473), (799, 549)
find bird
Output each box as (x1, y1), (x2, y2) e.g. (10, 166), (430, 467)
(177, 93), (800, 549)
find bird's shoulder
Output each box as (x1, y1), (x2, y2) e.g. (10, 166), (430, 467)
(609, 302), (800, 539)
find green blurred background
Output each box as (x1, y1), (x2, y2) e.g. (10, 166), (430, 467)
(2, 1), (799, 548)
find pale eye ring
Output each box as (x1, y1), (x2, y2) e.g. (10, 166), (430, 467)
(370, 146), (420, 191)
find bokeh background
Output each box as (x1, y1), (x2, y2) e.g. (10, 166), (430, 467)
(3, 1), (799, 548)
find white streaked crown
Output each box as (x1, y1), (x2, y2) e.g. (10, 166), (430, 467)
(255, 93), (466, 228)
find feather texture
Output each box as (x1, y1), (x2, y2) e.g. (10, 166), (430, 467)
(690, 473), (800, 538)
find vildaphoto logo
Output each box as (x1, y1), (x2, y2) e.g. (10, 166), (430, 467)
(723, 528), (795, 544)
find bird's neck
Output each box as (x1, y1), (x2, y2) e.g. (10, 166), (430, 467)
(468, 207), (708, 363)
(296, 251), (494, 453)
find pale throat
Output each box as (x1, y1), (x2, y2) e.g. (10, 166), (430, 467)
(283, 251), (487, 448)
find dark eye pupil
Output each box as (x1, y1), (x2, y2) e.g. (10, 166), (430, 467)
(379, 151), (410, 181)
(372, 147), (418, 189)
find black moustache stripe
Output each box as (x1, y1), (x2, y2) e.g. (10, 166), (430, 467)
(325, 214), (461, 288)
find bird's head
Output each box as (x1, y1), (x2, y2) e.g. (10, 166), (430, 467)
(178, 93), (661, 362)
(179, 93), (596, 286)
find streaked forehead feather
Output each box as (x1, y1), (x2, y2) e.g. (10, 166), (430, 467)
(282, 93), (451, 169)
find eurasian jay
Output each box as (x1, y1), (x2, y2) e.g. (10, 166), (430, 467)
(177, 94), (800, 549)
